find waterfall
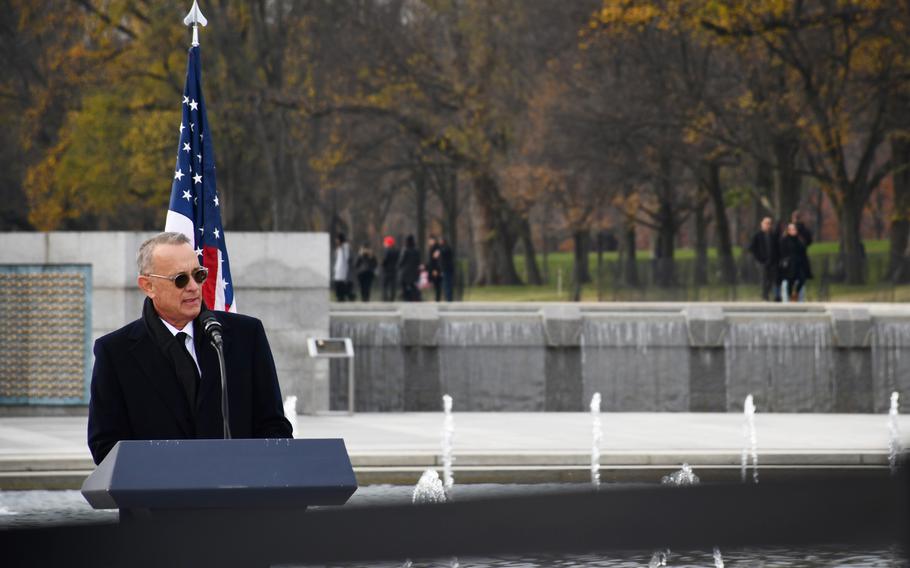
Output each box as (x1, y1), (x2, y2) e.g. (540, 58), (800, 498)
(872, 322), (910, 412)
(438, 318), (546, 411)
(581, 318), (689, 411)
(724, 321), (833, 412)
(329, 318), (404, 411)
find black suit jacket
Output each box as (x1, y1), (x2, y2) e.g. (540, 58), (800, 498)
(88, 310), (293, 464)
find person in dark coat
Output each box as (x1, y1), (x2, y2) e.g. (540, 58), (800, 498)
(398, 234), (421, 302)
(779, 223), (812, 302)
(437, 236), (456, 302)
(426, 235), (442, 302)
(790, 210), (814, 301)
(380, 235), (399, 302)
(87, 232), (292, 464)
(747, 216), (781, 301)
(354, 243), (378, 302)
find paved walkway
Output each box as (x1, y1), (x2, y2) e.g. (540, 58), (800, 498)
(1, 413), (907, 488)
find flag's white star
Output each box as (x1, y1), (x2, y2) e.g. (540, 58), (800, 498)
(179, 123), (185, 134)
(213, 228), (220, 239)
(182, 95), (189, 105)
(182, 189), (191, 201)
(183, 142), (191, 152)
(196, 154), (202, 162)
(189, 99), (199, 111)
(222, 279), (229, 289)
(193, 173), (202, 184)
(174, 168), (184, 181)
(199, 227), (204, 233)
(200, 133), (204, 141)
(195, 247), (203, 257)
(213, 195), (219, 207)
(194, 197), (198, 205)
(190, 123), (195, 132)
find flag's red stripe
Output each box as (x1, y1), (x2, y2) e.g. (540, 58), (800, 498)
(202, 245), (219, 309)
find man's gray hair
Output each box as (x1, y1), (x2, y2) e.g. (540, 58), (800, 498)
(137, 232), (192, 274)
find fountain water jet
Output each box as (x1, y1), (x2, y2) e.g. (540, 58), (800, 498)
(713, 546), (724, 568)
(590, 392), (602, 487)
(412, 470), (447, 504)
(405, 470), (457, 567)
(283, 396), (298, 438)
(648, 549), (670, 567)
(889, 391), (902, 474)
(442, 394), (455, 495)
(741, 395), (759, 484)
(661, 463), (699, 486)
(659, 465), (724, 566)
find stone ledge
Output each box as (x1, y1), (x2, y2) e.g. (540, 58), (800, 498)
(829, 307), (873, 348)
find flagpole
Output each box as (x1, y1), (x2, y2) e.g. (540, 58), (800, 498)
(183, 0), (208, 47)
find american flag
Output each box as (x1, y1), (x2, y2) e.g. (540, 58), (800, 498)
(165, 45), (236, 312)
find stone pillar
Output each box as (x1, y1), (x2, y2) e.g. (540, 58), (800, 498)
(541, 305), (583, 411)
(685, 306), (727, 411)
(401, 305), (442, 410)
(829, 307), (873, 413)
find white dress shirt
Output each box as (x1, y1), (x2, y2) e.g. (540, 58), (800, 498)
(160, 318), (202, 377)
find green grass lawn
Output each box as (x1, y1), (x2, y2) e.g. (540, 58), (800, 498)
(459, 239), (905, 303)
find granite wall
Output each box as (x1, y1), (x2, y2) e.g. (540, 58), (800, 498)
(330, 303), (910, 413)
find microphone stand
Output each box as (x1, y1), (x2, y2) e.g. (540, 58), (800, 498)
(202, 312), (231, 439)
(213, 341), (230, 439)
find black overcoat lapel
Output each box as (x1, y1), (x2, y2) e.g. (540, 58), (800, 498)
(127, 323), (194, 436)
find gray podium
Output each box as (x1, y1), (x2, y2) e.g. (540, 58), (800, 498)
(82, 438), (357, 519)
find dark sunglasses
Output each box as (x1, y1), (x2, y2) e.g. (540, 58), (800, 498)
(144, 266), (208, 288)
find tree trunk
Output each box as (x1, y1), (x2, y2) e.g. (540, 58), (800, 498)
(813, 186), (824, 243)
(573, 229), (591, 285)
(414, 169), (427, 261)
(773, 135), (801, 223)
(890, 135), (910, 282)
(756, 159), (773, 224)
(840, 194), (866, 285)
(519, 217), (543, 285)
(623, 220), (638, 287)
(705, 162), (737, 285)
(694, 197), (709, 286)
(471, 171), (522, 285)
(445, 169), (459, 262)
(654, 201), (677, 288)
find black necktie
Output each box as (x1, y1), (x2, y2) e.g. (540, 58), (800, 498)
(175, 332), (200, 404)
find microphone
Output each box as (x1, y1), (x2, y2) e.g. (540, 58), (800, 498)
(199, 309), (231, 439)
(200, 310), (224, 347)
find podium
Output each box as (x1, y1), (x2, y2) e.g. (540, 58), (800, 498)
(81, 438), (357, 518)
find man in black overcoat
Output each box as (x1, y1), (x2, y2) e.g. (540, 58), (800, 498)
(747, 216), (782, 302)
(87, 232), (292, 464)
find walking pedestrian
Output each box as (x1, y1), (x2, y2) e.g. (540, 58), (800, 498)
(333, 233), (354, 302)
(398, 234), (421, 302)
(780, 223), (812, 302)
(380, 236), (399, 302)
(355, 243), (378, 302)
(791, 210), (814, 301)
(437, 236), (455, 302)
(747, 217), (781, 301)
(427, 235), (442, 302)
